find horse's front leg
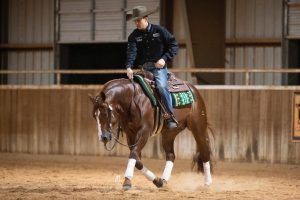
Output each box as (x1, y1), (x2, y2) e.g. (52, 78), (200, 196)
(123, 129), (159, 190)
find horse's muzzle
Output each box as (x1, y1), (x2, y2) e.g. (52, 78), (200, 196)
(101, 131), (112, 142)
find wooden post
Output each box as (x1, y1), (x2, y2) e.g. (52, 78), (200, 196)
(245, 71), (250, 85)
(56, 73), (61, 85)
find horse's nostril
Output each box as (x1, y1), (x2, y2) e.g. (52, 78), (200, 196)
(101, 135), (108, 141)
(101, 133), (111, 142)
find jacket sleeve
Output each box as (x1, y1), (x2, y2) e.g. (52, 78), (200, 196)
(126, 34), (137, 69)
(161, 27), (179, 62)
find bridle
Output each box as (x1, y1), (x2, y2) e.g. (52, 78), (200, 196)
(95, 101), (143, 151)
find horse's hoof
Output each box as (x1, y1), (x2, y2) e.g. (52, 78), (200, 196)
(204, 176), (212, 187)
(204, 180), (212, 187)
(152, 177), (165, 188)
(123, 177), (132, 190)
(123, 184), (132, 190)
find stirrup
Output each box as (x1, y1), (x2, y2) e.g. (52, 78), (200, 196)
(166, 119), (177, 129)
(170, 114), (179, 125)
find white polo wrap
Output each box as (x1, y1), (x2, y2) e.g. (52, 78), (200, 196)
(203, 161), (212, 186)
(161, 161), (174, 182)
(141, 166), (156, 181)
(124, 159), (136, 180)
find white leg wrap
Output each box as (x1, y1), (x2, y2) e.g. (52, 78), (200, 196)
(124, 159), (136, 180)
(141, 166), (156, 181)
(203, 161), (212, 186)
(161, 161), (174, 182)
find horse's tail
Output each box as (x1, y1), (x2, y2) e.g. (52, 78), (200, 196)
(192, 122), (216, 174)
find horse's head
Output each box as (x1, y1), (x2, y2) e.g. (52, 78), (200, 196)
(89, 93), (118, 144)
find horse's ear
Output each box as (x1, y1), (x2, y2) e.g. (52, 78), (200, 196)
(88, 94), (95, 104)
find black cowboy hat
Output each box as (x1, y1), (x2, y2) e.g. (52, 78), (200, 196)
(126, 6), (159, 21)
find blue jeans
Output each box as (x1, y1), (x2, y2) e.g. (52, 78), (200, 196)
(143, 63), (173, 115)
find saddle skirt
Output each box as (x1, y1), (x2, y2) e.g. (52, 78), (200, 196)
(167, 73), (190, 93)
(133, 71), (195, 108)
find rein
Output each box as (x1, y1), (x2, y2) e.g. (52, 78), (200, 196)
(104, 124), (143, 151)
(103, 123), (120, 151)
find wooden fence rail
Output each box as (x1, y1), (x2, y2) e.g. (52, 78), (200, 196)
(0, 87), (300, 164)
(2, 68), (300, 85)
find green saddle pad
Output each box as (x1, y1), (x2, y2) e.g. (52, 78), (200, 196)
(134, 75), (195, 108)
(171, 90), (195, 107)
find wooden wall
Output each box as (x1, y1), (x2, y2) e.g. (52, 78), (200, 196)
(0, 87), (299, 164)
(225, 0), (283, 85)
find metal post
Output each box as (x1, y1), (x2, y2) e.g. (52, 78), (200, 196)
(91, 0), (95, 41)
(122, 0), (127, 40)
(282, 0), (289, 85)
(54, 0), (60, 85)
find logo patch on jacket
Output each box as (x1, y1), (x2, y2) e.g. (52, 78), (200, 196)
(153, 33), (160, 38)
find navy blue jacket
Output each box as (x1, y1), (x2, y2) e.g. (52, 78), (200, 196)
(126, 24), (178, 69)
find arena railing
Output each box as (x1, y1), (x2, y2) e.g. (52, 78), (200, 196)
(1, 68), (300, 88)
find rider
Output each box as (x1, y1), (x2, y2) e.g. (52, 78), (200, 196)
(125, 6), (179, 129)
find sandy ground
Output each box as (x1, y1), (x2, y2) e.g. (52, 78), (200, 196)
(0, 153), (299, 200)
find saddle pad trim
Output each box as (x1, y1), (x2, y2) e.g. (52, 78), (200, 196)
(133, 75), (157, 107)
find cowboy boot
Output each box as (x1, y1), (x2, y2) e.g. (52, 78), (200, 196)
(166, 114), (178, 129)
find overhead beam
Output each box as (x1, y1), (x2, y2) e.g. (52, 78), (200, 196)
(0, 44), (54, 50)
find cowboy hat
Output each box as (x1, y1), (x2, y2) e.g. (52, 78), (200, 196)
(126, 6), (159, 21)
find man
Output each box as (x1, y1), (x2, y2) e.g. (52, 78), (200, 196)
(126, 5), (179, 129)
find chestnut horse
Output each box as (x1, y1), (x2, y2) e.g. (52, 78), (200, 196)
(89, 78), (213, 190)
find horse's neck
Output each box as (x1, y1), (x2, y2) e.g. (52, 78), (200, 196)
(106, 82), (134, 112)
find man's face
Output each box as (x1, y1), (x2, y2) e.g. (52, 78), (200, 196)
(134, 17), (148, 30)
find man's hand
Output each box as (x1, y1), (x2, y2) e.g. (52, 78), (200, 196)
(155, 59), (165, 69)
(127, 68), (134, 79)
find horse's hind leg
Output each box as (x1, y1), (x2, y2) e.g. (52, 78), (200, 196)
(152, 132), (176, 187)
(188, 116), (213, 186)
